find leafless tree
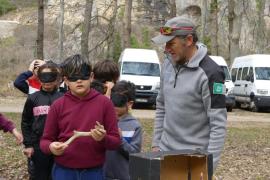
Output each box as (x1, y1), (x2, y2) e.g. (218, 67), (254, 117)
(123, 0), (132, 48)
(37, 0), (44, 59)
(81, 0), (94, 60)
(209, 0), (218, 55)
(228, 0), (243, 64)
(58, 0), (65, 62)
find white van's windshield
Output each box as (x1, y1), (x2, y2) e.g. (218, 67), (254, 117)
(221, 66), (231, 80)
(122, 62), (160, 76)
(255, 67), (270, 80)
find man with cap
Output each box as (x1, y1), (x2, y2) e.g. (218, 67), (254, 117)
(151, 16), (227, 171)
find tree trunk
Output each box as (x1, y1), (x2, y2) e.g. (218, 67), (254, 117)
(200, 0), (208, 42)
(123, 0), (132, 48)
(107, 0), (118, 60)
(36, 0), (44, 59)
(209, 0), (218, 55)
(81, 0), (93, 60)
(255, 0), (266, 53)
(228, 0), (244, 65)
(58, 0), (64, 62)
(168, 0), (176, 18)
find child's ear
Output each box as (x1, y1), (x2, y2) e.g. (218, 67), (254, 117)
(90, 72), (94, 82)
(128, 101), (134, 109)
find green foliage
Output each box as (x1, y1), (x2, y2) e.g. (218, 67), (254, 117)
(130, 27), (152, 49)
(113, 32), (122, 61)
(118, 6), (125, 19)
(130, 34), (140, 48)
(210, 0), (218, 13)
(0, 37), (16, 47)
(202, 36), (211, 52)
(141, 27), (151, 49)
(0, 0), (16, 16)
(256, 0), (263, 11)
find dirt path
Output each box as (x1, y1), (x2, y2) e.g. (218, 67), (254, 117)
(1, 96), (270, 124)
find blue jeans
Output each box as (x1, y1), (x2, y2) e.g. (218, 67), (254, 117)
(52, 163), (104, 180)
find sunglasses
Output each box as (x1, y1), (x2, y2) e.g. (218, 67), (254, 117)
(67, 75), (90, 82)
(160, 26), (194, 35)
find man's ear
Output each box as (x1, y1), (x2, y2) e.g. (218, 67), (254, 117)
(185, 34), (194, 46)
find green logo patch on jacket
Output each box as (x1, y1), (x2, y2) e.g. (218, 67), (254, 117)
(213, 82), (225, 95)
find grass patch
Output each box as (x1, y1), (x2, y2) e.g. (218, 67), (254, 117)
(0, 113), (270, 179)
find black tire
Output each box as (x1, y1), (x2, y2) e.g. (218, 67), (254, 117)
(227, 106), (233, 112)
(235, 101), (241, 108)
(250, 101), (260, 112)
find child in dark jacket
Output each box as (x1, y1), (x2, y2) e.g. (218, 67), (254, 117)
(0, 113), (23, 144)
(21, 62), (63, 180)
(40, 54), (121, 180)
(104, 81), (142, 180)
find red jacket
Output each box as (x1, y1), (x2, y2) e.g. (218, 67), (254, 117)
(40, 89), (121, 169)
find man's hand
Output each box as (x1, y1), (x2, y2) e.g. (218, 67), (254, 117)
(91, 121), (106, 141)
(23, 147), (34, 158)
(12, 128), (23, 145)
(49, 142), (68, 156)
(152, 146), (161, 152)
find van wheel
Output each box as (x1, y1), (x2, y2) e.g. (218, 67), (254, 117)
(250, 101), (259, 112)
(235, 101), (241, 108)
(227, 106), (233, 112)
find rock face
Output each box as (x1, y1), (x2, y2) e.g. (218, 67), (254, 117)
(0, 20), (20, 39)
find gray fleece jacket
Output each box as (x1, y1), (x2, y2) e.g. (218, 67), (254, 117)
(104, 114), (142, 180)
(152, 43), (227, 170)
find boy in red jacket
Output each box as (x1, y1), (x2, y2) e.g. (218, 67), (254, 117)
(40, 54), (121, 180)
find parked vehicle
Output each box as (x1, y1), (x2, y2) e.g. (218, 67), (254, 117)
(231, 54), (270, 112)
(118, 48), (161, 106)
(210, 56), (235, 112)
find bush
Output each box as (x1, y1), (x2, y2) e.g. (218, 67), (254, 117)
(0, 0), (16, 16)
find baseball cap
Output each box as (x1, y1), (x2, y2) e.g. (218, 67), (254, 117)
(152, 16), (196, 44)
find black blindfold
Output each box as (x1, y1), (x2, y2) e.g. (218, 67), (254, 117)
(39, 72), (58, 83)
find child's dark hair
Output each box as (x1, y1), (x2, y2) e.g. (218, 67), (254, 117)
(93, 60), (119, 83)
(111, 93), (128, 107)
(112, 80), (136, 102)
(37, 61), (61, 80)
(61, 54), (92, 77)
(90, 79), (105, 94)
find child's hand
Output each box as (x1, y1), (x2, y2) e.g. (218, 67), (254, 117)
(49, 142), (68, 156)
(12, 128), (23, 145)
(23, 147), (34, 158)
(105, 81), (114, 90)
(118, 128), (122, 138)
(91, 121), (106, 141)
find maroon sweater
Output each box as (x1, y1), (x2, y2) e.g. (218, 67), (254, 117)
(40, 89), (121, 169)
(0, 113), (15, 133)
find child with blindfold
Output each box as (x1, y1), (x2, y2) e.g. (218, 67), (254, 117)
(103, 81), (142, 180)
(40, 54), (121, 180)
(21, 62), (63, 180)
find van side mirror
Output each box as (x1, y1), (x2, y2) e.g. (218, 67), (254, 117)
(246, 75), (250, 81)
(232, 76), (236, 82)
(250, 75), (254, 83)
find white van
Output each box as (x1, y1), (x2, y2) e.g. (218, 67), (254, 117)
(231, 54), (270, 111)
(210, 56), (235, 111)
(118, 48), (161, 106)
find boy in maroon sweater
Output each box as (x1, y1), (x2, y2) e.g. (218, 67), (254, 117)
(0, 113), (23, 144)
(40, 54), (121, 180)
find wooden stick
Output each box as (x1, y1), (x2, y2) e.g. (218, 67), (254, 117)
(63, 130), (92, 146)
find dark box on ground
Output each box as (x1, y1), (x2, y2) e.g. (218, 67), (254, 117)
(129, 149), (213, 180)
